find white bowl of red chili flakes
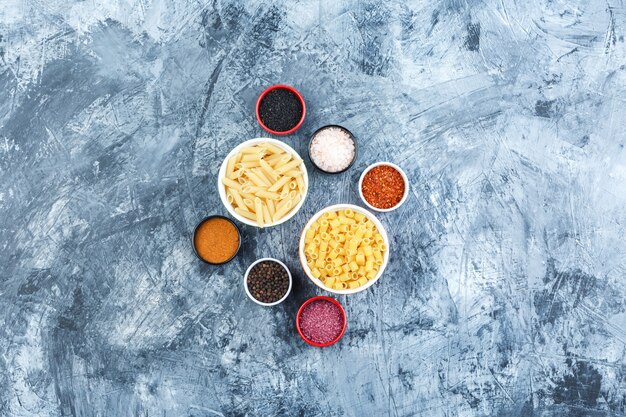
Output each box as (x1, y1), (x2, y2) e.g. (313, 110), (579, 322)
(358, 162), (409, 212)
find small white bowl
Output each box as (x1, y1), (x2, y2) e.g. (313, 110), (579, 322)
(298, 204), (390, 295)
(244, 258), (292, 306)
(358, 162), (409, 212)
(218, 138), (309, 228)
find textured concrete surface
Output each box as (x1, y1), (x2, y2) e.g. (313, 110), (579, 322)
(1, 1), (626, 416)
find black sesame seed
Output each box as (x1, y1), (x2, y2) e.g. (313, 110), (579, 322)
(258, 88), (303, 133)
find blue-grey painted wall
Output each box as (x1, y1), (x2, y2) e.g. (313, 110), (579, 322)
(1, 1), (625, 416)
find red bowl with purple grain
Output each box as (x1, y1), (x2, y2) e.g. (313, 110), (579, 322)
(296, 296), (347, 347)
(256, 84), (306, 135)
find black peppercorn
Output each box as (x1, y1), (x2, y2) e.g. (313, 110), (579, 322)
(246, 260), (290, 304)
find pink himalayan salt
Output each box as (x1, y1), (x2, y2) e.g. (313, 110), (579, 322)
(299, 300), (344, 344)
(309, 127), (355, 173)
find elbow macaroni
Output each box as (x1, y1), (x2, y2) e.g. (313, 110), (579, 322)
(222, 143), (305, 227)
(303, 208), (386, 290)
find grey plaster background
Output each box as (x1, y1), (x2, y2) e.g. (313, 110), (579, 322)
(1, 0), (626, 416)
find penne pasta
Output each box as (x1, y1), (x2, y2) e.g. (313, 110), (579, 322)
(256, 189), (280, 200)
(266, 199), (275, 217)
(222, 142), (306, 227)
(241, 152), (264, 162)
(236, 160), (261, 168)
(261, 142), (287, 155)
(254, 198), (264, 227)
(246, 170), (271, 187)
(270, 154), (291, 168)
(295, 175), (305, 192)
(222, 177), (241, 190)
(231, 168), (244, 179)
(264, 153), (284, 166)
(272, 200), (292, 222)
(268, 176), (290, 192)
(242, 198), (255, 211)
(259, 159), (278, 181)
(283, 169), (303, 178)
(235, 207), (256, 221)
(252, 168), (272, 185)
(226, 155), (238, 177)
(229, 189), (246, 209)
(263, 204), (272, 225)
(240, 145), (265, 154)
(275, 159), (301, 174)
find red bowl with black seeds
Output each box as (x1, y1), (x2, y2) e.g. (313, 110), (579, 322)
(256, 84), (306, 135)
(296, 296), (347, 347)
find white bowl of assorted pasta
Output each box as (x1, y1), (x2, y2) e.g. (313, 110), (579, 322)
(298, 204), (390, 295)
(218, 138), (308, 228)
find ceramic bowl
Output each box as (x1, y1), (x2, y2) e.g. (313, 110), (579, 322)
(358, 162), (409, 212)
(217, 138), (308, 228)
(296, 296), (347, 347)
(298, 203), (390, 295)
(192, 215), (242, 265)
(307, 124), (358, 174)
(255, 84), (306, 135)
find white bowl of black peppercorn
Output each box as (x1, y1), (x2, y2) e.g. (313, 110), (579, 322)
(244, 258), (292, 306)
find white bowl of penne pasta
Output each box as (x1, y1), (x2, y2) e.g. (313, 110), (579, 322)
(299, 204), (390, 294)
(218, 138), (308, 228)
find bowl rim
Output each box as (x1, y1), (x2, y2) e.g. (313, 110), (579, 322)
(296, 295), (347, 347)
(298, 203), (390, 295)
(192, 215), (242, 265)
(255, 84), (306, 135)
(358, 162), (409, 212)
(243, 257), (293, 306)
(217, 138), (309, 228)
(307, 124), (358, 174)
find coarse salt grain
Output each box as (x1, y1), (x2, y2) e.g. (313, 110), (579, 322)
(299, 299), (344, 344)
(309, 127), (355, 173)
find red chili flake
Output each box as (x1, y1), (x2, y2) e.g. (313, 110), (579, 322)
(299, 300), (344, 344)
(361, 165), (405, 209)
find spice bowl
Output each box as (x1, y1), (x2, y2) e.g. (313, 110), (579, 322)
(358, 162), (409, 212)
(256, 84), (306, 135)
(192, 215), (242, 265)
(296, 296), (347, 347)
(308, 125), (358, 174)
(244, 258), (292, 306)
